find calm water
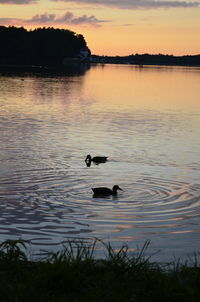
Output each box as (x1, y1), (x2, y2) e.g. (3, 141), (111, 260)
(0, 64), (200, 261)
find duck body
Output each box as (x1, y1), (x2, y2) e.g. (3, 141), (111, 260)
(92, 185), (122, 197)
(85, 155), (108, 165)
(92, 156), (108, 163)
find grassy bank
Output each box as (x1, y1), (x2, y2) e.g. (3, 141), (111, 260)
(0, 239), (199, 302)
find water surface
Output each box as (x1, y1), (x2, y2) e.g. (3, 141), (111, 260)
(0, 64), (200, 261)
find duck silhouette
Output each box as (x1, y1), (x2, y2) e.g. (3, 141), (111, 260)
(92, 185), (122, 197)
(85, 154), (108, 166)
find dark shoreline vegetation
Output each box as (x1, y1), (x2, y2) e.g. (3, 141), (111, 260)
(0, 25), (90, 66)
(91, 54), (200, 66)
(0, 26), (199, 72)
(0, 239), (199, 302)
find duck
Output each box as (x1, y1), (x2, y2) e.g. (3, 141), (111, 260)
(85, 154), (108, 165)
(92, 185), (122, 197)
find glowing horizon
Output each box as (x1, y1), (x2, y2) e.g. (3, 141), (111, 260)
(0, 0), (199, 56)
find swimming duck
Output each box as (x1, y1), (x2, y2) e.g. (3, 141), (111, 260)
(92, 185), (122, 197)
(85, 154), (108, 165)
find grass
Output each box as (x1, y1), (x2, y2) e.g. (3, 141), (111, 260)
(0, 239), (199, 302)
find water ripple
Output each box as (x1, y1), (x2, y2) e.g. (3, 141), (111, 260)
(1, 67), (200, 261)
(0, 168), (199, 254)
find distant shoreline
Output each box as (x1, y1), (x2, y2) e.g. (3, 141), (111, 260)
(0, 58), (199, 76)
(90, 54), (200, 67)
(91, 62), (200, 67)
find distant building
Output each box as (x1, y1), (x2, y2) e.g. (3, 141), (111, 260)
(63, 46), (91, 64)
(77, 47), (91, 60)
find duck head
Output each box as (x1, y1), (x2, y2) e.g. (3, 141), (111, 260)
(85, 155), (92, 167)
(85, 154), (92, 161)
(112, 185), (123, 194)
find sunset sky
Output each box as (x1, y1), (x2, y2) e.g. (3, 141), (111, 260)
(0, 0), (199, 56)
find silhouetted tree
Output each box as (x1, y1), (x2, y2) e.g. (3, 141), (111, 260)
(0, 26), (89, 65)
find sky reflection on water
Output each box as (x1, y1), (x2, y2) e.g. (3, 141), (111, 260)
(0, 64), (200, 261)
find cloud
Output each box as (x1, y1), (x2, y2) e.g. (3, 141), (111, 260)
(27, 13), (56, 23)
(0, 12), (106, 26)
(0, 0), (36, 3)
(0, 17), (19, 24)
(51, 0), (200, 9)
(58, 12), (103, 25)
(27, 11), (105, 25)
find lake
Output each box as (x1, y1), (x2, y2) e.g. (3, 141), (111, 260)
(0, 64), (200, 262)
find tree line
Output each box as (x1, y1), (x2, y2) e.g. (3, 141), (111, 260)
(92, 53), (200, 66)
(0, 26), (88, 65)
